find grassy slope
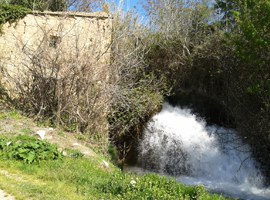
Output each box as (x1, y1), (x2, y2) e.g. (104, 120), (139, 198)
(0, 110), (231, 200)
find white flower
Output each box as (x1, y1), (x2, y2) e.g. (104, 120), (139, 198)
(130, 180), (136, 186)
(6, 141), (11, 146)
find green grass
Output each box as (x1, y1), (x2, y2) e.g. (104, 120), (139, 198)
(0, 137), (231, 200)
(19, 128), (32, 135)
(0, 157), (231, 200)
(0, 110), (23, 120)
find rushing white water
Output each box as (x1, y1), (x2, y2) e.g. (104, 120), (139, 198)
(138, 103), (270, 200)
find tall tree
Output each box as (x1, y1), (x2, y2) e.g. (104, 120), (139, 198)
(214, 0), (270, 182)
(217, 0), (270, 111)
(215, 0), (239, 31)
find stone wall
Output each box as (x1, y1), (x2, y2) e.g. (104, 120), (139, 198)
(0, 11), (112, 88)
(0, 11), (112, 136)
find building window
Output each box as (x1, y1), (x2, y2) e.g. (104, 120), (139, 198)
(49, 35), (61, 48)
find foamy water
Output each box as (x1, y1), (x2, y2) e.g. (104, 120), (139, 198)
(137, 103), (270, 200)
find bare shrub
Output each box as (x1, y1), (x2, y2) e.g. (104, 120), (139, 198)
(143, 0), (215, 93)
(107, 8), (169, 163)
(2, 14), (112, 150)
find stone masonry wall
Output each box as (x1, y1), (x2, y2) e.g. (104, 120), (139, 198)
(0, 11), (112, 136)
(0, 11), (112, 88)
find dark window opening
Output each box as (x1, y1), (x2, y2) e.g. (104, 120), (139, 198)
(49, 35), (61, 48)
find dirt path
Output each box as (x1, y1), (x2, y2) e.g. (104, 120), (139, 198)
(0, 189), (15, 200)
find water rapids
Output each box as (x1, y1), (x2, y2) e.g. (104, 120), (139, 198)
(137, 103), (270, 200)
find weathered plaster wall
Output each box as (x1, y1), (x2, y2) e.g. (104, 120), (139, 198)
(0, 11), (112, 86)
(0, 11), (112, 135)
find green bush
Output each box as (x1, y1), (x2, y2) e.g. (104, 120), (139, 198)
(108, 144), (118, 163)
(0, 3), (30, 27)
(0, 135), (62, 163)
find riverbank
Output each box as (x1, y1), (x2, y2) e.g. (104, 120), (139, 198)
(0, 108), (231, 199)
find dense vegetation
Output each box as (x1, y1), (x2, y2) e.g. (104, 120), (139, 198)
(213, 0), (270, 184)
(1, 0), (269, 186)
(0, 3), (29, 31)
(139, 0), (270, 184)
(0, 135), (62, 163)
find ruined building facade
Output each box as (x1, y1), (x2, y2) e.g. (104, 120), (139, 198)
(0, 11), (112, 136)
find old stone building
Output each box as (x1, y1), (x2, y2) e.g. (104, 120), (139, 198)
(0, 11), (112, 136)
(0, 11), (112, 88)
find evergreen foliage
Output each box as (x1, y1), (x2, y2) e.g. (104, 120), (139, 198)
(215, 0), (270, 183)
(0, 3), (29, 28)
